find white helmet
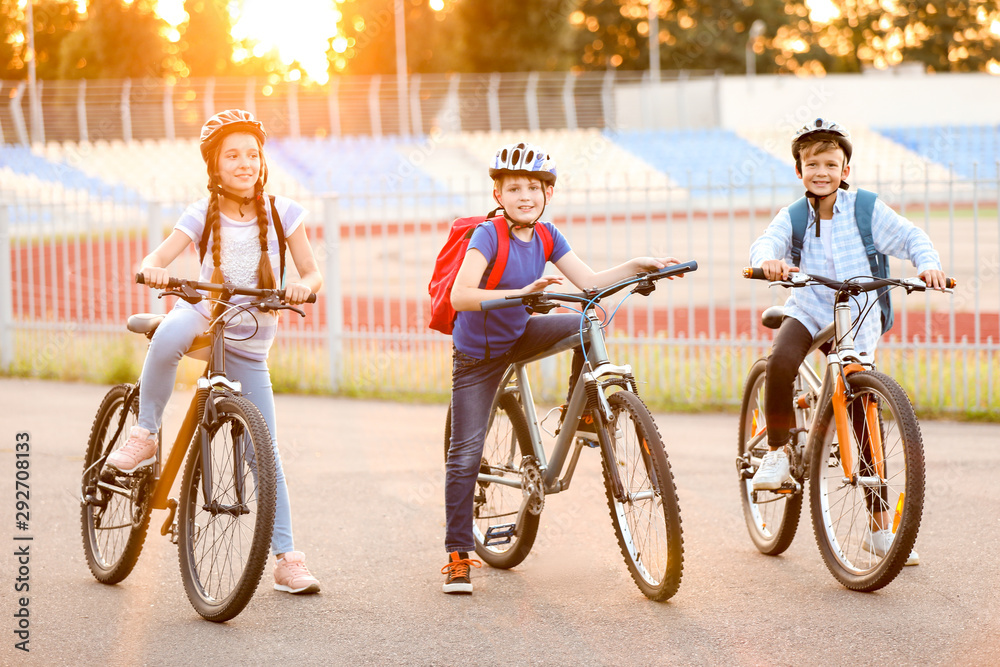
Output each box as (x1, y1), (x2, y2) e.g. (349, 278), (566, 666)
(489, 142), (557, 184)
(792, 118), (853, 164)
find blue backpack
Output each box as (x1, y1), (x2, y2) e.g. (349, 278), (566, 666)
(788, 189), (894, 335)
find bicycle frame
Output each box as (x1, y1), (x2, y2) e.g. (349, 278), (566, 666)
(480, 309), (636, 502)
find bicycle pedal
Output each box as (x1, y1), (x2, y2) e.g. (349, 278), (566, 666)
(160, 498), (178, 537)
(483, 523), (516, 546)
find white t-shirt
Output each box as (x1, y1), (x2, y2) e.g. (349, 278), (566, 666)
(173, 194), (307, 361)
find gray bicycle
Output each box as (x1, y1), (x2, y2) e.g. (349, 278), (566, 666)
(445, 261), (696, 601)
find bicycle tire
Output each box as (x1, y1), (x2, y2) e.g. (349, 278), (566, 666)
(737, 359), (803, 556)
(177, 395), (276, 622)
(809, 370), (924, 591)
(601, 390), (683, 601)
(444, 391), (540, 569)
(80, 383), (153, 584)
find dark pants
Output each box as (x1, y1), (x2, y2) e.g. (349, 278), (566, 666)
(445, 314), (584, 553)
(765, 316), (886, 512)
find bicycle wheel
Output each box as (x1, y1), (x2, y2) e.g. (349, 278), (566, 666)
(444, 391), (540, 569)
(737, 359), (803, 556)
(809, 370), (924, 591)
(80, 384), (153, 584)
(601, 390), (683, 601)
(177, 395), (276, 622)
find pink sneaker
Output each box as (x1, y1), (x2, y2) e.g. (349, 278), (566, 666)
(274, 551), (321, 594)
(106, 426), (157, 473)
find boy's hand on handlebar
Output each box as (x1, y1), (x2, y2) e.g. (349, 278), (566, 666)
(283, 282), (312, 305)
(919, 269), (947, 290)
(761, 260), (799, 281)
(522, 275), (564, 294)
(141, 266), (170, 289)
(645, 256), (684, 278)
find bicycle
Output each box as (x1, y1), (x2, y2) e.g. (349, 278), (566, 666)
(79, 275), (315, 622)
(736, 268), (954, 591)
(444, 260), (697, 601)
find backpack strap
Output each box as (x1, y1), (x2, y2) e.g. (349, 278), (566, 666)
(787, 196), (810, 268)
(534, 223), (555, 261)
(854, 189), (879, 276)
(483, 217), (510, 290)
(854, 189), (893, 333)
(198, 194), (287, 286)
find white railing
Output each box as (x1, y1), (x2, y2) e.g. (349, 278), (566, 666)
(2, 169), (997, 414)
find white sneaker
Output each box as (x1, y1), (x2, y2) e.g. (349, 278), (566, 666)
(751, 449), (791, 491)
(862, 528), (920, 566)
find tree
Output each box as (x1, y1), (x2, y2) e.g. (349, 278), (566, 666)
(329, 0), (574, 76)
(571, 0), (813, 74)
(0, 0), (79, 80)
(179, 0), (236, 77)
(817, 0), (1000, 72)
(57, 0), (169, 79)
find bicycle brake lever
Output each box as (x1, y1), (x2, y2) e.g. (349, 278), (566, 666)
(632, 277), (656, 296)
(159, 284), (203, 304)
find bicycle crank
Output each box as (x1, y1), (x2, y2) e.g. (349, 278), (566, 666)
(520, 456), (545, 516)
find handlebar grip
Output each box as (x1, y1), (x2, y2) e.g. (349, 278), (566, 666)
(946, 277), (957, 289)
(742, 267), (767, 280)
(135, 273), (181, 288)
(481, 298), (519, 311)
(305, 293), (317, 303)
(654, 259), (698, 277)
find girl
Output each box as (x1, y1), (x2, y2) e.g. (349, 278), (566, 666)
(442, 142), (680, 594)
(106, 109), (323, 594)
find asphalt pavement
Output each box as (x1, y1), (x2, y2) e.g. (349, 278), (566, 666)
(1, 378), (997, 666)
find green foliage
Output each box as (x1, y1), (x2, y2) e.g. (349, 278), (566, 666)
(0, 0), (79, 79)
(57, 0), (169, 79)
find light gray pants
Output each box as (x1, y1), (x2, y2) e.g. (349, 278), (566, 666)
(137, 306), (294, 555)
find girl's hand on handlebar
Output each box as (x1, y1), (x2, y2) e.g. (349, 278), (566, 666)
(283, 282), (312, 305)
(140, 266), (170, 289)
(522, 275), (564, 294)
(919, 269), (947, 291)
(761, 259), (799, 281)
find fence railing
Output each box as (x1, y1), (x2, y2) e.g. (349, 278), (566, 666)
(0, 71), (726, 146)
(2, 170), (997, 415)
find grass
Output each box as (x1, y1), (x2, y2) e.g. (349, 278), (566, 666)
(3, 331), (998, 422)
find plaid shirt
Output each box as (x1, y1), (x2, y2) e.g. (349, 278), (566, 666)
(750, 190), (941, 356)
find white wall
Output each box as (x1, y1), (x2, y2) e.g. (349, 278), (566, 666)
(616, 71), (995, 131)
(719, 72), (993, 130)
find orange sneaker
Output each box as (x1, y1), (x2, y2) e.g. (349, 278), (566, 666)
(441, 551), (482, 594)
(106, 426), (157, 474)
(274, 551), (321, 594)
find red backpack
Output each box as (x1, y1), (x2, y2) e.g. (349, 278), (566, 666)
(428, 212), (554, 335)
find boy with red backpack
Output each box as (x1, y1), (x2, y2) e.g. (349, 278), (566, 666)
(436, 142), (680, 594)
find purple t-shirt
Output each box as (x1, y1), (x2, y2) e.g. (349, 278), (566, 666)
(452, 221), (571, 359)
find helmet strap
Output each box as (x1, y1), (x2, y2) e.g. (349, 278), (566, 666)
(210, 182), (257, 217)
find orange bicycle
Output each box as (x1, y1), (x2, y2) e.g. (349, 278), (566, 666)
(80, 275), (314, 621)
(737, 268), (954, 591)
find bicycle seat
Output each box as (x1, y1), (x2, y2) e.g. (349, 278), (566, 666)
(761, 306), (785, 330)
(127, 314), (211, 360)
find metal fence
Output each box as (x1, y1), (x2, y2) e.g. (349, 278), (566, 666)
(0, 70), (725, 146)
(2, 169), (997, 415)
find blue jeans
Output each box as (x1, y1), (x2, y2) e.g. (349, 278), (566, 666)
(137, 307), (295, 556)
(445, 313), (584, 553)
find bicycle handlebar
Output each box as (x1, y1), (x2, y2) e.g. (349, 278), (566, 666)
(135, 273), (317, 304)
(481, 260), (698, 311)
(741, 267), (956, 292)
